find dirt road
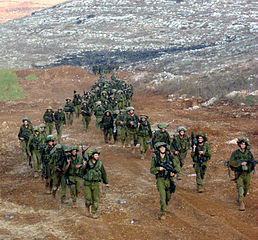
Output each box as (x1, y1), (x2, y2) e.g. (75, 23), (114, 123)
(0, 66), (257, 240)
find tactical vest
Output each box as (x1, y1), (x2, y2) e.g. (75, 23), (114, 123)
(83, 159), (103, 182)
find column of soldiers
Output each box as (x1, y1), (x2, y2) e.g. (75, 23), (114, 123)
(18, 74), (256, 221)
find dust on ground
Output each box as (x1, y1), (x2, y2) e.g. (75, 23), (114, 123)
(0, 66), (257, 240)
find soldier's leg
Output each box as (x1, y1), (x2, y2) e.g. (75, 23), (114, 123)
(103, 129), (108, 143)
(108, 128), (113, 142)
(82, 117), (87, 131)
(70, 113), (74, 125)
(21, 140), (28, 161)
(236, 176), (244, 202)
(195, 163), (203, 191)
(36, 150), (42, 172)
(75, 177), (81, 198)
(243, 173), (251, 198)
(52, 173), (60, 197)
(91, 183), (100, 214)
(60, 175), (67, 202)
(84, 184), (93, 208)
(85, 116), (90, 130)
(49, 122), (53, 135)
(58, 124), (63, 143)
(156, 178), (167, 216)
(69, 176), (77, 202)
(32, 150), (39, 173)
(165, 179), (172, 205)
(139, 137), (145, 159)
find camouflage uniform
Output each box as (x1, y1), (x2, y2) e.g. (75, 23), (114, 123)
(18, 118), (33, 161)
(229, 138), (255, 210)
(138, 115), (152, 159)
(150, 142), (179, 218)
(81, 149), (108, 217)
(191, 132), (212, 192)
(64, 98), (75, 126)
(54, 107), (66, 143)
(100, 110), (114, 144)
(43, 107), (54, 135)
(49, 144), (66, 202)
(81, 103), (91, 131)
(94, 103), (105, 132)
(73, 93), (82, 118)
(152, 123), (171, 150)
(115, 110), (127, 147)
(27, 127), (42, 175)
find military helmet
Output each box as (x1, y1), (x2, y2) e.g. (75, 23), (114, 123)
(22, 117), (30, 122)
(46, 106), (53, 110)
(113, 110), (120, 115)
(66, 97), (72, 101)
(177, 126), (187, 132)
(105, 110), (112, 114)
(96, 101), (102, 106)
(88, 148), (101, 157)
(158, 123), (169, 129)
(101, 90), (107, 95)
(55, 144), (62, 149)
(237, 137), (250, 146)
(155, 142), (168, 149)
(58, 106), (63, 110)
(120, 109), (126, 113)
(196, 132), (207, 141)
(71, 145), (79, 151)
(140, 114), (148, 120)
(126, 106), (135, 111)
(39, 123), (46, 128)
(33, 126), (40, 132)
(46, 135), (55, 142)
(111, 89), (117, 93)
(63, 145), (71, 152)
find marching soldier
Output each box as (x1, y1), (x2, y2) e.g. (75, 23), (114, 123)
(64, 97), (75, 126)
(43, 106), (54, 135)
(81, 101), (91, 131)
(152, 123), (171, 150)
(54, 106), (66, 143)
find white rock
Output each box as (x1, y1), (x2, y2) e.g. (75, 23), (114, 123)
(226, 138), (238, 144)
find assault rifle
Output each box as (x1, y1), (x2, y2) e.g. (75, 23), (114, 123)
(81, 144), (90, 161)
(159, 161), (178, 193)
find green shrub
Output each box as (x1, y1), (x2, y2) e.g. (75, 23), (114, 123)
(244, 95), (258, 105)
(0, 70), (25, 100)
(25, 74), (38, 80)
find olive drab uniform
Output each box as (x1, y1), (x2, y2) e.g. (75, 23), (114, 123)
(81, 104), (91, 131)
(73, 93), (82, 118)
(229, 148), (255, 203)
(100, 111), (114, 143)
(27, 130), (42, 174)
(152, 129), (171, 150)
(125, 110), (139, 150)
(65, 154), (83, 203)
(81, 157), (108, 215)
(64, 99), (75, 126)
(94, 104), (105, 132)
(43, 109), (54, 135)
(171, 134), (190, 172)
(191, 139), (212, 191)
(54, 109), (66, 143)
(18, 121), (33, 161)
(115, 111), (127, 147)
(48, 145), (66, 201)
(138, 117), (152, 159)
(150, 149), (179, 216)
(41, 142), (56, 193)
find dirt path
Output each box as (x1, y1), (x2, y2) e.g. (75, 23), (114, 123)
(0, 67), (257, 239)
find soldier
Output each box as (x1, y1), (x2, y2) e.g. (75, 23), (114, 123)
(171, 126), (190, 179)
(138, 115), (152, 159)
(54, 106), (66, 143)
(81, 101), (91, 131)
(49, 144), (67, 203)
(100, 110), (114, 144)
(152, 123), (171, 150)
(73, 92), (82, 118)
(65, 146), (83, 206)
(229, 138), (256, 211)
(150, 142), (179, 220)
(41, 135), (56, 194)
(43, 106), (54, 135)
(64, 97), (75, 126)
(94, 101), (105, 133)
(39, 123), (47, 145)
(116, 109), (127, 147)
(27, 126), (42, 177)
(191, 132), (212, 193)
(81, 148), (109, 218)
(125, 107), (139, 153)
(18, 117), (33, 162)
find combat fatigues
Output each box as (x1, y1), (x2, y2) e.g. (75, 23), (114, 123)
(116, 113), (127, 147)
(43, 110), (54, 135)
(81, 104), (91, 131)
(66, 154), (83, 203)
(64, 101), (75, 126)
(150, 151), (179, 217)
(73, 94), (82, 118)
(126, 113), (139, 150)
(152, 130), (171, 150)
(94, 105), (105, 132)
(101, 112), (114, 143)
(54, 110), (66, 143)
(81, 158), (108, 215)
(18, 123), (33, 161)
(27, 132), (42, 174)
(229, 149), (254, 203)
(138, 119), (152, 159)
(49, 145), (66, 201)
(191, 142), (212, 191)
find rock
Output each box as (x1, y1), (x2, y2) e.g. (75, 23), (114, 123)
(201, 97), (217, 107)
(226, 138), (238, 144)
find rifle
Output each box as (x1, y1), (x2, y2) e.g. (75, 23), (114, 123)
(159, 161), (178, 193)
(81, 144), (90, 161)
(28, 155), (33, 168)
(190, 129), (205, 167)
(171, 135), (183, 168)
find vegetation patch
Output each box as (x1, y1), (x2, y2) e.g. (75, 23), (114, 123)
(25, 74), (38, 80)
(0, 69), (25, 100)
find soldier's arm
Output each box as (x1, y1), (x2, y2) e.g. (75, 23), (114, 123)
(204, 144), (212, 160)
(27, 136), (32, 156)
(229, 151), (242, 168)
(150, 156), (160, 175)
(101, 164), (109, 184)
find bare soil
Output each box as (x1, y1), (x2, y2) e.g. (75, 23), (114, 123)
(0, 66), (257, 240)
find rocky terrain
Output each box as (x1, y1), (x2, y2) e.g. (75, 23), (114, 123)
(0, 67), (257, 240)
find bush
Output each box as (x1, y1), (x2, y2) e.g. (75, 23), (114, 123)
(25, 74), (38, 80)
(0, 70), (25, 100)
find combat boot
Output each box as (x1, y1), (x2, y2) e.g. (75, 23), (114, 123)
(90, 213), (99, 219)
(85, 206), (91, 217)
(239, 201), (245, 211)
(159, 214), (166, 220)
